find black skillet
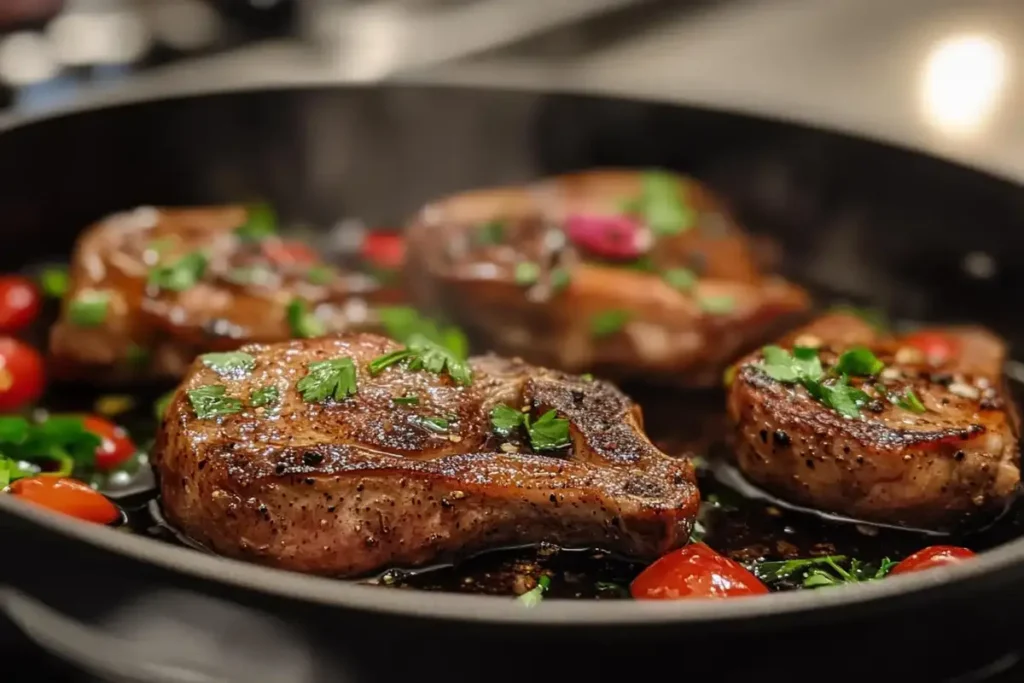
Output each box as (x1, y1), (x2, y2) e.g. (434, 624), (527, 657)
(2, 85), (1024, 683)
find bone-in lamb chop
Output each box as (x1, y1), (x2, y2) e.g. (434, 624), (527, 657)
(153, 332), (698, 576)
(404, 169), (810, 387)
(49, 205), (397, 384)
(726, 313), (1020, 530)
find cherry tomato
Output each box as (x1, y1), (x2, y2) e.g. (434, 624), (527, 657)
(631, 543), (769, 599)
(889, 545), (976, 576)
(261, 239), (319, 267)
(9, 476), (120, 524)
(0, 337), (44, 412)
(82, 415), (137, 471)
(902, 331), (959, 364)
(0, 276), (40, 332)
(361, 232), (405, 270)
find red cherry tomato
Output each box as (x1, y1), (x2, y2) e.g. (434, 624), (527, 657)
(9, 476), (120, 524)
(261, 239), (319, 267)
(0, 276), (40, 332)
(361, 232), (405, 270)
(902, 331), (959, 364)
(631, 543), (770, 600)
(889, 545), (976, 576)
(82, 415), (137, 471)
(0, 337), (44, 412)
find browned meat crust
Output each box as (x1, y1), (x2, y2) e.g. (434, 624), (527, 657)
(153, 333), (698, 576)
(727, 314), (1020, 530)
(404, 169), (810, 387)
(49, 206), (391, 384)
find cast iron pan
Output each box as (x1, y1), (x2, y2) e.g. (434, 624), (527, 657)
(2, 85), (1024, 683)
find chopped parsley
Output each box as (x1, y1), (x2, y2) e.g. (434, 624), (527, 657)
(39, 266), (69, 298)
(235, 203), (277, 241)
(590, 309), (630, 338)
(476, 219), (505, 245)
(187, 385), (243, 419)
(662, 267), (697, 292)
(518, 575), (551, 607)
(698, 294), (735, 315)
(549, 267), (572, 294)
(809, 376), (870, 419)
(622, 171), (696, 237)
(753, 555), (895, 588)
(368, 334), (472, 385)
(760, 345), (871, 418)
(489, 405), (570, 451)
(296, 357), (358, 403)
(392, 395), (420, 406)
(68, 290), (110, 327)
(413, 415), (449, 433)
(0, 415), (103, 481)
(894, 387), (926, 413)
(148, 251), (208, 292)
(377, 306), (468, 360)
(514, 261), (541, 286)
(287, 298), (326, 339)
(250, 386), (280, 408)
(306, 265), (334, 285)
(834, 347), (884, 376)
(199, 351), (256, 377)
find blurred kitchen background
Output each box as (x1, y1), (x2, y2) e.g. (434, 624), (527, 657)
(0, 0), (1020, 177)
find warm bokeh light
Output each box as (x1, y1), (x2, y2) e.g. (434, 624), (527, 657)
(919, 33), (1009, 137)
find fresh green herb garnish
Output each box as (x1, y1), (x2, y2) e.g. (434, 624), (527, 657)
(662, 267), (697, 292)
(623, 171), (695, 237)
(490, 404), (526, 436)
(377, 306), (468, 360)
(39, 266), (69, 298)
(834, 347), (884, 376)
(518, 575), (551, 607)
(199, 351), (256, 377)
(514, 262), (541, 286)
(148, 251), (208, 292)
(225, 265), (274, 286)
(296, 357), (358, 403)
(754, 555), (895, 588)
(811, 375), (871, 419)
(895, 387), (926, 413)
(698, 295), (735, 315)
(593, 581), (629, 597)
(476, 220), (505, 245)
(413, 415), (449, 433)
(625, 255), (656, 272)
(549, 267), (572, 294)
(250, 386), (280, 409)
(581, 373), (594, 382)
(306, 265), (334, 285)
(367, 334), (473, 385)
(234, 203), (277, 241)
(590, 309), (630, 338)
(287, 298), (326, 339)
(68, 290), (110, 327)
(392, 395), (420, 406)
(187, 385), (244, 419)
(754, 555), (848, 583)
(0, 415), (103, 479)
(527, 410), (571, 451)
(761, 345), (823, 383)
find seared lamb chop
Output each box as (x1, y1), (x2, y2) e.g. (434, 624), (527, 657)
(405, 169), (810, 387)
(153, 333), (697, 576)
(727, 313), (1020, 530)
(49, 205), (396, 384)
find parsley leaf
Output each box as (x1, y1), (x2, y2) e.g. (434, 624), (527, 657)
(392, 395), (419, 406)
(476, 219), (505, 245)
(69, 290), (110, 327)
(698, 295), (735, 315)
(627, 171), (696, 237)
(0, 415), (104, 478)
(490, 404), (526, 435)
(287, 298), (326, 339)
(590, 310), (630, 338)
(148, 251), (208, 292)
(187, 385), (243, 419)
(39, 266), (69, 298)
(368, 334), (472, 385)
(200, 351), (256, 377)
(549, 267), (572, 294)
(413, 415), (449, 433)
(518, 575), (551, 607)
(377, 306), (468, 360)
(895, 387), (926, 413)
(662, 267), (697, 292)
(761, 345), (823, 383)
(834, 347), (884, 376)
(754, 555), (847, 583)
(514, 262), (540, 286)
(296, 357), (357, 403)
(755, 555), (894, 589)
(250, 386), (280, 408)
(526, 410), (570, 451)
(817, 376), (871, 419)
(235, 203), (277, 241)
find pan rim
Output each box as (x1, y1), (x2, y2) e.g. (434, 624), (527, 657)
(2, 81), (1023, 625)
